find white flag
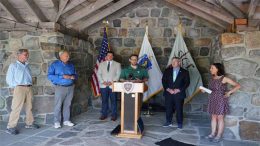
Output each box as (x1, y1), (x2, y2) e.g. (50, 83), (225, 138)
(138, 26), (163, 102)
(167, 24), (203, 102)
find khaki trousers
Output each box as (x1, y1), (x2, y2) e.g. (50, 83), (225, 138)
(7, 86), (34, 128)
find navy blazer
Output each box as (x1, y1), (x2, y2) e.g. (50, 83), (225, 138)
(162, 67), (190, 99)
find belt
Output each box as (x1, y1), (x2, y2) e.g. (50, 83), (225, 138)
(18, 85), (32, 87)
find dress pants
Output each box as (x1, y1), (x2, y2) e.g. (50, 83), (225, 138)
(100, 87), (117, 118)
(165, 95), (184, 126)
(54, 85), (74, 123)
(7, 86), (34, 128)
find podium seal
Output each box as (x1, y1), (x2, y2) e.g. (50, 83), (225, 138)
(122, 82), (134, 94)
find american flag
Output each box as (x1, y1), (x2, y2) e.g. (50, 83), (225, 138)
(91, 27), (110, 97)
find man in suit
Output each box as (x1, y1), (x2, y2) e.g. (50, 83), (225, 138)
(162, 57), (190, 129)
(97, 51), (121, 121)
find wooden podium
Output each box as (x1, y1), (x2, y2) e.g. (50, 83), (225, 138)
(112, 82), (147, 139)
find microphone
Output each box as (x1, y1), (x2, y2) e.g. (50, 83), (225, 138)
(128, 73), (133, 80)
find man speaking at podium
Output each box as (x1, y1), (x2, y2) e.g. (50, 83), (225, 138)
(120, 54), (148, 83)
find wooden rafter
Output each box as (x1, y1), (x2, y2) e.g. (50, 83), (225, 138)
(248, 19), (260, 27)
(181, 0), (234, 24)
(62, 0), (87, 14)
(166, 0), (228, 28)
(217, 0), (245, 18)
(78, 0), (136, 30)
(24, 0), (48, 22)
(0, 22), (56, 31)
(0, 22), (88, 41)
(0, 0), (26, 23)
(51, 0), (59, 13)
(57, 23), (89, 41)
(248, 0), (260, 18)
(65, 0), (114, 25)
(55, 0), (70, 22)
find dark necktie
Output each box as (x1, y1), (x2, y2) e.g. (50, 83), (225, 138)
(107, 61), (110, 72)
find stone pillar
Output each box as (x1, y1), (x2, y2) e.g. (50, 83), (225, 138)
(220, 32), (260, 141)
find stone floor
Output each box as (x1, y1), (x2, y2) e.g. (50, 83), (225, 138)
(0, 109), (259, 146)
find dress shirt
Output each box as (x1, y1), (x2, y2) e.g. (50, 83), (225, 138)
(107, 61), (113, 65)
(6, 61), (32, 88)
(48, 60), (77, 86)
(173, 67), (180, 82)
(107, 61), (112, 72)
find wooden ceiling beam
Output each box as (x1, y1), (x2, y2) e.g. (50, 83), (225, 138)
(181, 0), (234, 24)
(24, 0), (49, 22)
(248, 0), (260, 18)
(166, 0), (228, 28)
(0, 0), (26, 23)
(56, 23), (89, 41)
(65, 0), (114, 25)
(0, 22), (56, 31)
(51, 0), (59, 13)
(248, 19), (260, 27)
(55, 0), (70, 22)
(0, 22), (88, 41)
(78, 0), (135, 30)
(62, 0), (87, 14)
(217, 0), (245, 18)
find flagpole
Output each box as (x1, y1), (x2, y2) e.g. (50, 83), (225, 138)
(103, 20), (110, 51)
(143, 24), (154, 117)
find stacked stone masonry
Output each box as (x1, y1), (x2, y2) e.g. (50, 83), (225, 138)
(0, 0), (259, 142)
(219, 32), (260, 141)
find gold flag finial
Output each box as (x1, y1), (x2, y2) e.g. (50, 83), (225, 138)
(102, 20), (109, 27)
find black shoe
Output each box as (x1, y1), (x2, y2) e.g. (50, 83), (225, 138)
(99, 116), (107, 120)
(5, 128), (19, 135)
(25, 124), (40, 129)
(111, 117), (117, 121)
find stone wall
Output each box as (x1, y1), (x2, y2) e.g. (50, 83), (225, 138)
(87, 0), (219, 111)
(0, 30), (94, 124)
(216, 32), (260, 141)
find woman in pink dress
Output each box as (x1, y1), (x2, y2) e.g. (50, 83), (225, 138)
(203, 63), (240, 142)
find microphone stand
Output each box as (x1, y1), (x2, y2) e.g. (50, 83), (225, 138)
(143, 98), (154, 117)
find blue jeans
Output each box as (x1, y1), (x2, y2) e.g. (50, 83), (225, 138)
(100, 87), (117, 118)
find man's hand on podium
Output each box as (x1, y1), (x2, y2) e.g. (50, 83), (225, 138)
(133, 78), (143, 83)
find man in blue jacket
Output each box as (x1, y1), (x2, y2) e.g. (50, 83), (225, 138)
(48, 50), (77, 128)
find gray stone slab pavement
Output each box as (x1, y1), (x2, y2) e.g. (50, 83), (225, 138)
(0, 109), (259, 146)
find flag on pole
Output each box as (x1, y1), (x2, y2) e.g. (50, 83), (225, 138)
(91, 27), (110, 97)
(138, 26), (163, 102)
(167, 24), (203, 103)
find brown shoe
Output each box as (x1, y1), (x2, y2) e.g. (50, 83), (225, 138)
(99, 116), (107, 120)
(111, 117), (117, 121)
